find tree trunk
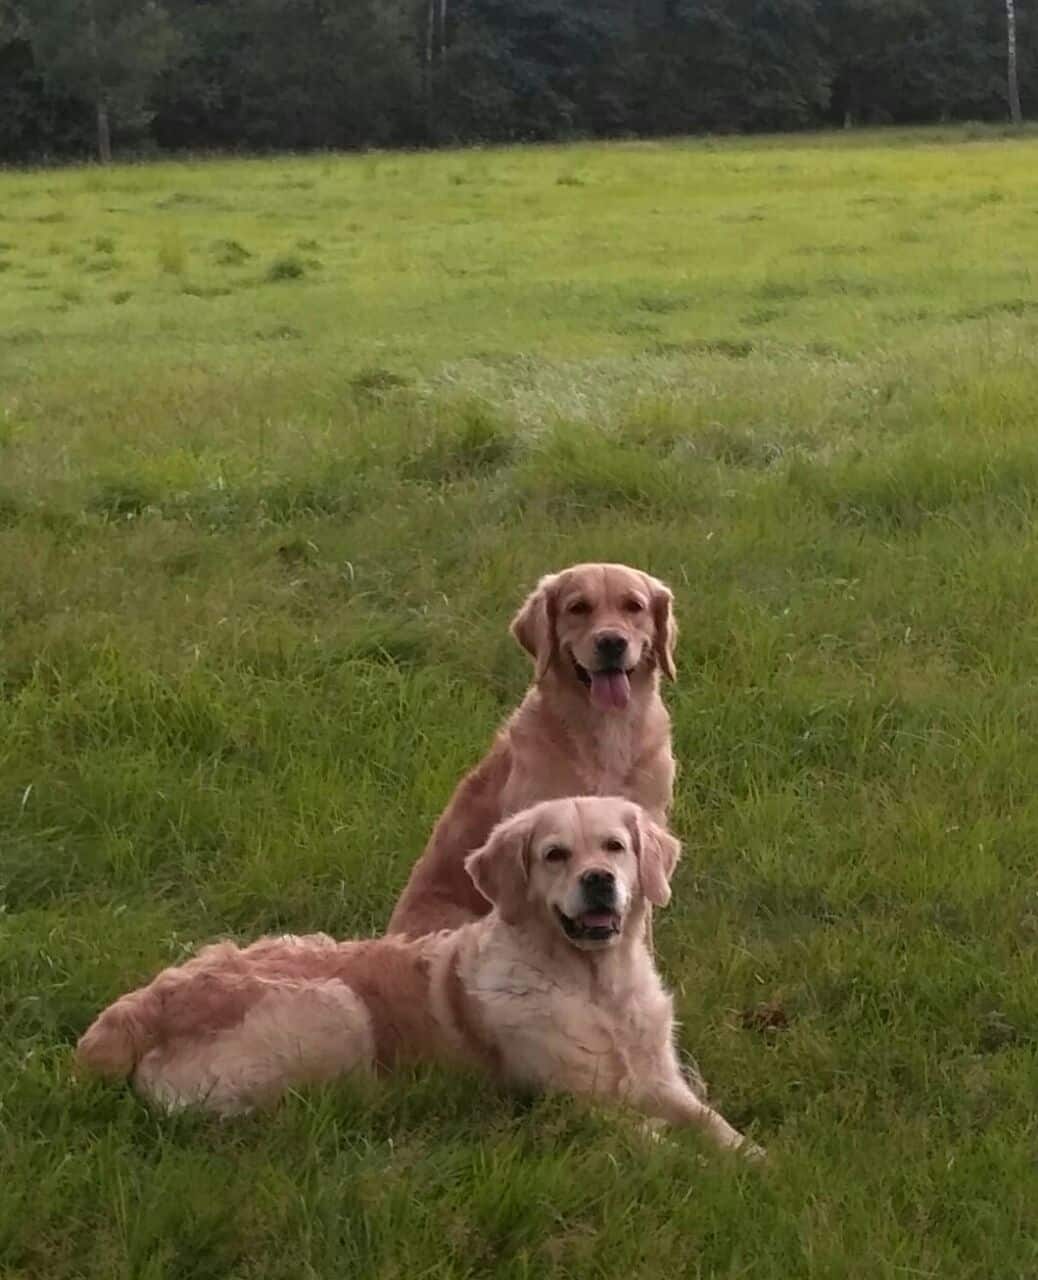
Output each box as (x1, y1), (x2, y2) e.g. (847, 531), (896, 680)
(1007, 0), (1023, 124)
(96, 97), (112, 164)
(439, 0), (447, 60)
(86, 0), (111, 162)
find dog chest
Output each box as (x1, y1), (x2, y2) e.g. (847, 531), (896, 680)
(474, 962), (671, 1099)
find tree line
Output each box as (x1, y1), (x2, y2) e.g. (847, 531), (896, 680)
(0, 0), (1031, 164)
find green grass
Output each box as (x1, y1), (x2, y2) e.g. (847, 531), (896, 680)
(2, 125), (1038, 1278)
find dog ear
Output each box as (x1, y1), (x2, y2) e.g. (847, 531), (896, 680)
(510, 574), (560, 682)
(644, 574), (677, 682)
(625, 807), (681, 908)
(465, 812), (532, 925)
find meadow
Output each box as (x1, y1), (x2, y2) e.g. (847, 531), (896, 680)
(2, 125), (1038, 1278)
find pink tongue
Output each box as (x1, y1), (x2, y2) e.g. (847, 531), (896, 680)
(581, 910), (615, 929)
(589, 670), (631, 711)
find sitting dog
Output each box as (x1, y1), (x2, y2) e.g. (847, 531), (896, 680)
(76, 797), (756, 1156)
(387, 564), (678, 938)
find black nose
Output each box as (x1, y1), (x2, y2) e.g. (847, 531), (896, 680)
(581, 868), (616, 902)
(595, 633), (628, 664)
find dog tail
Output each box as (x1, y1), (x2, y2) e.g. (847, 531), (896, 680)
(76, 942), (260, 1082)
(76, 987), (162, 1080)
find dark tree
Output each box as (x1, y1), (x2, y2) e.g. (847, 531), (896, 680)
(23, 0), (180, 161)
(0, 0), (1030, 161)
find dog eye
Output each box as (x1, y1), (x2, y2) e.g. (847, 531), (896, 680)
(567, 600), (591, 616)
(544, 845), (570, 863)
(622, 599), (645, 613)
(603, 838), (626, 854)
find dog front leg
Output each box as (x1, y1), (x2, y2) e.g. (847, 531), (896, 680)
(632, 1073), (763, 1159)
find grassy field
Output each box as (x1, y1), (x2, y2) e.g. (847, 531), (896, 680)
(2, 125), (1038, 1278)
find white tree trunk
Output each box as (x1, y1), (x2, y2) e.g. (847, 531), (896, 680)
(1007, 0), (1023, 124)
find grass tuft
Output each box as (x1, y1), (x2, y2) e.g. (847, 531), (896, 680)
(157, 228), (188, 275)
(211, 237), (252, 266)
(266, 253), (306, 282)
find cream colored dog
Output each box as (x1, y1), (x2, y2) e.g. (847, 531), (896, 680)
(77, 797), (756, 1156)
(388, 564), (677, 938)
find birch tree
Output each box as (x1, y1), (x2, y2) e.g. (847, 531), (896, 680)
(1006, 0), (1022, 124)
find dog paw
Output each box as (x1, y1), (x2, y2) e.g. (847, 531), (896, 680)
(637, 1117), (667, 1143)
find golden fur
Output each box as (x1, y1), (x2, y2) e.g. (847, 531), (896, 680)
(387, 564), (677, 938)
(76, 798), (756, 1156)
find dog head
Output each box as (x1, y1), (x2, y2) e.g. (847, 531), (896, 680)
(465, 796), (681, 950)
(510, 563), (676, 710)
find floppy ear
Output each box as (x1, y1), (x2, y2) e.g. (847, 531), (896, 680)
(510, 574), (559, 682)
(625, 808), (681, 908)
(465, 812), (532, 925)
(645, 574), (677, 682)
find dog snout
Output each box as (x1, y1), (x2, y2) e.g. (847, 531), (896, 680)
(580, 868), (616, 904)
(594, 632), (628, 666)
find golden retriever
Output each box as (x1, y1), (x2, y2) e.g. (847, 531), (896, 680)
(387, 563), (677, 938)
(76, 797), (756, 1156)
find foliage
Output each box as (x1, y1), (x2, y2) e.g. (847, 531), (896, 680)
(0, 0), (1034, 160)
(21, 0), (181, 157)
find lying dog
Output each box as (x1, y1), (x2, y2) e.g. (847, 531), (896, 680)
(387, 563), (678, 938)
(76, 797), (755, 1156)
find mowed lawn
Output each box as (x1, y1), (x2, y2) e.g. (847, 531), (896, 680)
(2, 126), (1038, 1278)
